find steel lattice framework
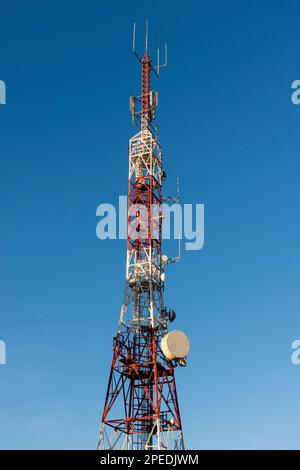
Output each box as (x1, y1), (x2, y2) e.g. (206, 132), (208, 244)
(97, 26), (185, 450)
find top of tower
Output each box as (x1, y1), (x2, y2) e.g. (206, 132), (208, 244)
(132, 21), (167, 76)
(130, 21), (168, 128)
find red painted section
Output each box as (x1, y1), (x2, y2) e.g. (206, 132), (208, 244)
(141, 52), (151, 125)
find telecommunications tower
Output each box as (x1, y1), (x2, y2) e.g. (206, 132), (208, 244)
(97, 23), (190, 450)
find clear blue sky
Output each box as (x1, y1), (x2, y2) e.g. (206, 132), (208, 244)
(0, 0), (300, 450)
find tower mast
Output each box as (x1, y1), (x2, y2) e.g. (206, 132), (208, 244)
(97, 23), (189, 450)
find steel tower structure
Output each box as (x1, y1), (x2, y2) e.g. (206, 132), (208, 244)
(97, 24), (188, 451)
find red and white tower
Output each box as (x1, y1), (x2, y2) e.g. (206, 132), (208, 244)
(97, 24), (190, 450)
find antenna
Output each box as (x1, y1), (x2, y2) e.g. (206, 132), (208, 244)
(132, 22), (142, 63)
(132, 21), (167, 75)
(132, 22), (136, 53)
(145, 19), (148, 52)
(155, 43), (168, 75)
